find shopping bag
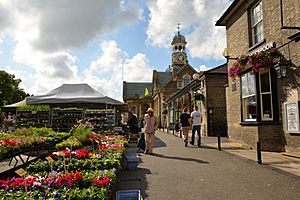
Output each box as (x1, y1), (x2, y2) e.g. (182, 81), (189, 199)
(137, 134), (145, 150)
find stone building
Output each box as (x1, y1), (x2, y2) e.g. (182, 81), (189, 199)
(122, 81), (152, 120)
(216, 0), (300, 151)
(152, 30), (197, 127)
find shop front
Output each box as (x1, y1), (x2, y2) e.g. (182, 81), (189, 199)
(216, 0), (300, 152)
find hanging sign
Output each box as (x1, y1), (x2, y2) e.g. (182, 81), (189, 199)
(284, 102), (300, 133)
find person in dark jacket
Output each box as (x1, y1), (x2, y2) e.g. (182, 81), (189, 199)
(180, 107), (192, 147)
(128, 112), (139, 135)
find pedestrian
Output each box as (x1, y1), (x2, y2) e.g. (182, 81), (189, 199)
(143, 108), (158, 155)
(190, 106), (202, 147)
(127, 111), (139, 140)
(180, 107), (192, 147)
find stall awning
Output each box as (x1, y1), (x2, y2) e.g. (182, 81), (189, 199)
(26, 84), (124, 106)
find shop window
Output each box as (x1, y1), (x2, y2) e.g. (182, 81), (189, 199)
(250, 1), (264, 46)
(241, 73), (257, 121)
(241, 68), (277, 123)
(259, 70), (273, 120)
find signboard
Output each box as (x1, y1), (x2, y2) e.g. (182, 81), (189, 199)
(15, 168), (27, 176)
(284, 102), (300, 133)
(46, 156), (55, 163)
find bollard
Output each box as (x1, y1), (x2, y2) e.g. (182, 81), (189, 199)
(257, 141), (262, 164)
(217, 134), (221, 151)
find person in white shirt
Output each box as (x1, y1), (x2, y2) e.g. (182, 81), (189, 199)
(190, 106), (202, 147)
(143, 108), (158, 155)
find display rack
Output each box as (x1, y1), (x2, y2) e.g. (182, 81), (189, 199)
(51, 108), (83, 132)
(16, 110), (49, 128)
(84, 109), (115, 132)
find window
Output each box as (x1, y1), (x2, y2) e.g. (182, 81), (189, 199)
(177, 80), (183, 89)
(241, 68), (277, 123)
(183, 74), (191, 87)
(251, 1), (264, 46)
(259, 70), (273, 120)
(242, 73), (257, 121)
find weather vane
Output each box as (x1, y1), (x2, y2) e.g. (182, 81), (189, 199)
(177, 23), (181, 35)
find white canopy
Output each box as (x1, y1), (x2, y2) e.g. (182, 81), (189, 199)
(3, 99), (27, 107)
(26, 84), (124, 105)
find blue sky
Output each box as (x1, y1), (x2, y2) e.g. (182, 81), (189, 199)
(0, 0), (231, 101)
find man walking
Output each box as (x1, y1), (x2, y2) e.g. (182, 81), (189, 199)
(190, 106), (202, 147)
(143, 108), (158, 155)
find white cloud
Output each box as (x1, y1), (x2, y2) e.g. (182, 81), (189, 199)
(0, 0), (145, 98)
(10, 0), (142, 52)
(146, 0), (231, 60)
(199, 64), (208, 71)
(84, 40), (153, 101)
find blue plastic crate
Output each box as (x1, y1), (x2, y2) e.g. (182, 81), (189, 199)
(116, 190), (141, 200)
(127, 160), (138, 171)
(126, 153), (139, 161)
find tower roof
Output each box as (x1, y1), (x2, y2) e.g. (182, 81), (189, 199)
(171, 32), (187, 45)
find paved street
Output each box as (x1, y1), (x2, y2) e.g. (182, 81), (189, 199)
(117, 131), (300, 200)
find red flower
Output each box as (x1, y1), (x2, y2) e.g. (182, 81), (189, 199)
(73, 172), (82, 181)
(60, 150), (71, 157)
(75, 149), (91, 158)
(93, 176), (110, 187)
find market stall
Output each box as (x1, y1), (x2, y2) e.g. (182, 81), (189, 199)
(19, 83), (127, 132)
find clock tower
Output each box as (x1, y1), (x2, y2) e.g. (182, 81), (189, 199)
(171, 24), (187, 72)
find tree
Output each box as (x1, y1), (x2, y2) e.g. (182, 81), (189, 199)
(0, 70), (29, 107)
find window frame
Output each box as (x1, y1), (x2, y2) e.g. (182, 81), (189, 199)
(240, 68), (279, 125)
(259, 70), (273, 121)
(249, 1), (264, 47)
(183, 74), (191, 87)
(241, 73), (257, 122)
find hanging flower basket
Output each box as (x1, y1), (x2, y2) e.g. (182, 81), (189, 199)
(228, 48), (284, 80)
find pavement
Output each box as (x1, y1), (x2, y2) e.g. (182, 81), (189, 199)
(162, 129), (300, 177)
(116, 130), (300, 200)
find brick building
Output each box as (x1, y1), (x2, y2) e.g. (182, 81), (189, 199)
(167, 64), (228, 137)
(216, 0), (300, 151)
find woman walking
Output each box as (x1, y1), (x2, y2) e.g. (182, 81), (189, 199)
(180, 107), (192, 147)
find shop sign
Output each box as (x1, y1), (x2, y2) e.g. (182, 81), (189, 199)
(284, 102), (300, 133)
(249, 42), (275, 56)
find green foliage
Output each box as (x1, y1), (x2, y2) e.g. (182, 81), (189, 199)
(0, 71), (29, 107)
(18, 105), (49, 111)
(71, 125), (93, 143)
(55, 136), (82, 150)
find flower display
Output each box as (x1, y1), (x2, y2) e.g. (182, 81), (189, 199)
(0, 127), (128, 199)
(228, 48), (283, 80)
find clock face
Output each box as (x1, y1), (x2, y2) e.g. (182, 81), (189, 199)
(177, 54), (184, 61)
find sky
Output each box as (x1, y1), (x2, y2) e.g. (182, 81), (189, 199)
(0, 0), (232, 101)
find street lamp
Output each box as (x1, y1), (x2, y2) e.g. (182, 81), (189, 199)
(193, 73), (200, 80)
(223, 48), (238, 62)
(273, 58), (291, 79)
